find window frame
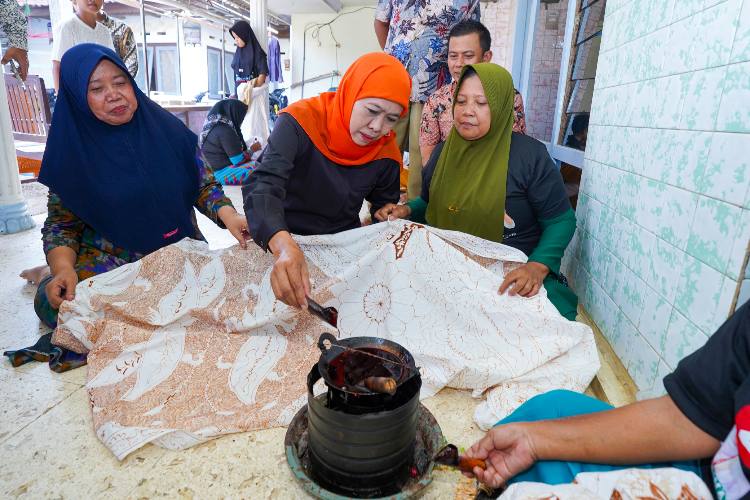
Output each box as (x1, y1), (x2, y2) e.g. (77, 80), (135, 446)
(135, 43), (181, 96)
(207, 46), (223, 99)
(515, 0), (604, 169)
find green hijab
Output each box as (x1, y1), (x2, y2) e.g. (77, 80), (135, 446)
(425, 63), (515, 243)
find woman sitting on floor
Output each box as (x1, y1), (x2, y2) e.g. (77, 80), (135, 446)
(4, 44), (248, 371)
(242, 52), (410, 309)
(375, 63), (578, 320)
(199, 99), (262, 185)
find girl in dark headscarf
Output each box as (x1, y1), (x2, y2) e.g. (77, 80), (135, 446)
(229, 20), (268, 94)
(199, 99), (261, 185)
(4, 44), (249, 372)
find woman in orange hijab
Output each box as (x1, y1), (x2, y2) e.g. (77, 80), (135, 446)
(242, 52), (411, 308)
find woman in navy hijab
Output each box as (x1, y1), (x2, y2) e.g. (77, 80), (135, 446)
(4, 44), (248, 371)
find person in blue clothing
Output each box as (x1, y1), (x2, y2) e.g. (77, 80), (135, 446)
(199, 99), (261, 185)
(464, 301), (750, 499)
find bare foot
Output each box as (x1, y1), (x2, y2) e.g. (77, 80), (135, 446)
(20, 265), (50, 285)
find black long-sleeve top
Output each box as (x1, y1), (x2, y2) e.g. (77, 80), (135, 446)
(242, 113), (400, 249)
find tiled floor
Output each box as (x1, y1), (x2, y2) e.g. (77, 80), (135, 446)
(0, 187), (483, 498)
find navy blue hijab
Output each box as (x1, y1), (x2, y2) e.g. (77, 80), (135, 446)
(39, 44), (200, 255)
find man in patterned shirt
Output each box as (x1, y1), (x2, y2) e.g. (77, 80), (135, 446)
(420, 20), (526, 164)
(374, 0), (480, 199)
(0, 0), (29, 80)
(98, 10), (138, 78)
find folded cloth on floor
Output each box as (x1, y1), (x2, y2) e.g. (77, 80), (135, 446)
(3, 332), (87, 372)
(51, 220), (599, 460)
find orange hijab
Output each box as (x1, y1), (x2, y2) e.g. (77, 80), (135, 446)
(281, 52), (411, 166)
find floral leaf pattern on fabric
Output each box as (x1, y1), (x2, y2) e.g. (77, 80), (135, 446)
(52, 223), (598, 460)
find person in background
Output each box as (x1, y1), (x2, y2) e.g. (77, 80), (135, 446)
(463, 301), (750, 499)
(0, 0), (29, 80)
(6, 45), (248, 373)
(242, 52), (410, 309)
(565, 113), (589, 150)
(98, 10), (138, 77)
(51, 0), (114, 91)
(229, 20), (268, 95)
(420, 20), (527, 164)
(199, 99), (262, 186)
(374, 0), (481, 199)
(376, 64), (578, 320)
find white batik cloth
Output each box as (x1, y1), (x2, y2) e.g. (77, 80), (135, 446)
(52, 221), (599, 460)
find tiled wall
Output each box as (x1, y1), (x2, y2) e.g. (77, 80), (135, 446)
(563, 0), (750, 397)
(525, 0), (569, 141)
(482, 0), (516, 70)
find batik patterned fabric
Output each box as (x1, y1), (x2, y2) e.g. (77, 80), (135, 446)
(375, 0), (480, 103)
(501, 468), (712, 499)
(99, 13), (138, 77)
(51, 221), (598, 460)
(420, 82), (527, 151)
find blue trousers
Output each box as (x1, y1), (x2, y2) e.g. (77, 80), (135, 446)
(498, 390), (701, 485)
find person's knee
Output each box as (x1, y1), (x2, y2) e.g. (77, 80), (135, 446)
(496, 389), (606, 427)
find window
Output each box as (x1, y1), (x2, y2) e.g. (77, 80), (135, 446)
(207, 48), (235, 97)
(556, 0), (605, 155)
(207, 47), (222, 98)
(135, 44), (181, 95)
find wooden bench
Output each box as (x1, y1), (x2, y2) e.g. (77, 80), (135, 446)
(6, 74), (52, 142)
(5, 74), (52, 179)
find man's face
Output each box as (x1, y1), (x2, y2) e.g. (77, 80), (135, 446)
(447, 33), (492, 81)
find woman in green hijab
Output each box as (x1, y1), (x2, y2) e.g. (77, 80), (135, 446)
(376, 63), (578, 320)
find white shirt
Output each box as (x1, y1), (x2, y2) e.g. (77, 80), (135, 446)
(52, 15), (115, 61)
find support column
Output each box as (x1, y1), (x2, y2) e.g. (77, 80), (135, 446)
(48, 0), (73, 38)
(248, 0), (268, 48)
(0, 77), (34, 234)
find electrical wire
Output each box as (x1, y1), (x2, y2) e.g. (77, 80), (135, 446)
(300, 6), (375, 98)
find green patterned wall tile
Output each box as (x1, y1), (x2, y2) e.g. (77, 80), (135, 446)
(726, 208), (750, 279)
(653, 75), (686, 128)
(637, 359), (671, 399)
(639, 285), (673, 355)
(651, 130), (712, 193)
(715, 274), (740, 329)
(692, 0), (741, 70)
(675, 252), (731, 332)
(621, 316), (662, 390)
(687, 196), (743, 272)
(635, 179), (698, 250)
(716, 61), (750, 132)
(663, 308), (709, 367)
(614, 267), (648, 327)
(664, 17), (700, 75)
(730, 0), (750, 63)
(648, 0), (676, 33)
(701, 133), (750, 206)
(672, 0), (711, 23)
(679, 67), (727, 130)
(647, 239), (686, 302)
(627, 222), (657, 283)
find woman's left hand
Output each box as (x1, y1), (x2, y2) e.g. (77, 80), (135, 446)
(498, 262), (549, 298)
(219, 207), (250, 249)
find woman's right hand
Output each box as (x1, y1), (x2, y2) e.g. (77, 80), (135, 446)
(374, 203), (411, 222)
(463, 424), (538, 488)
(268, 231), (311, 308)
(45, 266), (78, 309)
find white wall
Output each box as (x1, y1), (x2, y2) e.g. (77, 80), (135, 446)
(289, 8), (380, 102)
(26, 17), (54, 88)
(123, 14), (234, 98)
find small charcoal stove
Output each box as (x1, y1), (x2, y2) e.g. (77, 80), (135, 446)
(284, 333), (445, 499)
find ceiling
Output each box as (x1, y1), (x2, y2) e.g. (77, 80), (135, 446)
(269, 0), (375, 16)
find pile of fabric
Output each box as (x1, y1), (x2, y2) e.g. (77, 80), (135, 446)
(52, 221), (598, 460)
